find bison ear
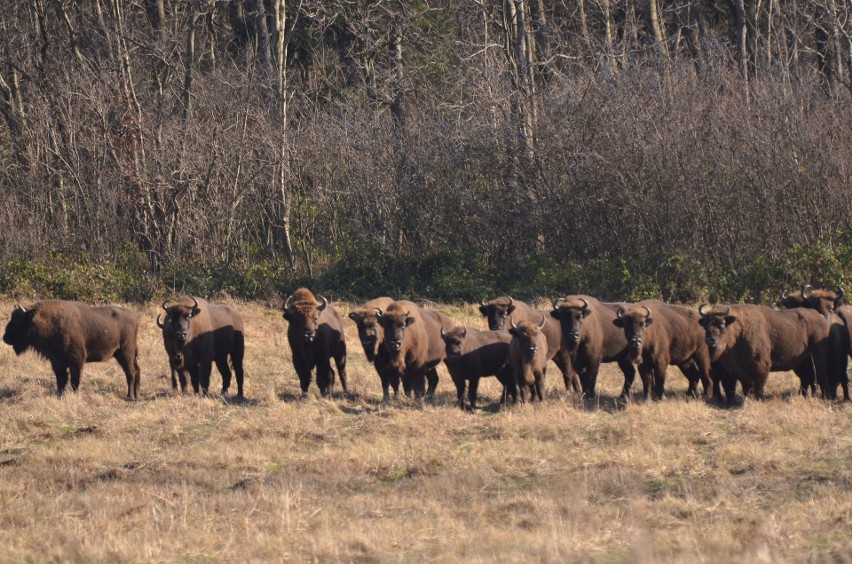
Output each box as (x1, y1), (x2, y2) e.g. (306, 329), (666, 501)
(582, 309), (592, 318)
(478, 305), (488, 316)
(507, 305), (516, 315)
(645, 317), (653, 326)
(283, 311), (293, 322)
(698, 317), (709, 328)
(509, 327), (519, 338)
(612, 318), (624, 328)
(404, 316), (416, 327)
(725, 315), (737, 326)
(549, 309), (560, 320)
(190, 306), (201, 318)
(348, 311), (360, 322)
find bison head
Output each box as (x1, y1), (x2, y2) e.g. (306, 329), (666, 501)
(378, 309), (415, 353)
(158, 297), (201, 347)
(3, 304), (35, 355)
(550, 297), (590, 348)
(479, 296), (515, 330)
(440, 325), (468, 360)
(612, 305), (653, 359)
(509, 315), (546, 360)
(697, 304), (736, 360)
(348, 307), (385, 360)
(283, 291), (328, 344)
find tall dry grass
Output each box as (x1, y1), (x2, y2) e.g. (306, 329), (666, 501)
(0, 299), (849, 562)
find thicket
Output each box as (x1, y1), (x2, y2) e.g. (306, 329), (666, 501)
(0, 1), (850, 305)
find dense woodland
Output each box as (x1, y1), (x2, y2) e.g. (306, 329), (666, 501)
(0, 0), (850, 303)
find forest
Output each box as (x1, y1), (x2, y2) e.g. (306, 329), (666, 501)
(0, 0), (850, 303)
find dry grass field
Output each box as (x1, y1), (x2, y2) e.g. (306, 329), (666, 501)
(0, 298), (849, 562)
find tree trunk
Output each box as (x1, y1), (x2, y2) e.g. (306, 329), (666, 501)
(273, 0), (296, 269)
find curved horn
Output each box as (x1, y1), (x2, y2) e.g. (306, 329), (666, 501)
(480, 299), (488, 307)
(284, 294), (294, 310)
(506, 296), (514, 307)
(801, 285), (813, 299)
(538, 314), (546, 329)
(156, 314), (166, 329)
(781, 289), (788, 301)
(698, 304), (711, 318)
(835, 286), (845, 300)
(551, 297), (564, 310)
(190, 297), (199, 310)
(161, 300), (169, 312)
(441, 326), (448, 338)
(461, 325), (467, 338)
(317, 296), (328, 311)
(374, 307), (384, 317)
(642, 306), (651, 319)
(617, 307), (624, 318)
(724, 305), (731, 317)
(510, 316), (518, 329)
(578, 298), (589, 311)
(14, 304), (25, 313)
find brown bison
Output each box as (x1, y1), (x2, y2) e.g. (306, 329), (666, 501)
(440, 325), (513, 410)
(157, 297), (245, 398)
(508, 315), (549, 402)
(283, 288), (347, 397)
(3, 300), (140, 399)
(550, 295), (635, 399)
(781, 285), (850, 400)
(611, 300), (712, 400)
(697, 303), (830, 402)
(479, 296), (578, 392)
(377, 300), (453, 401)
(347, 297), (400, 395)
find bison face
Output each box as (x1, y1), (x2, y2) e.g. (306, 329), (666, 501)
(441, 326), (467, 360)
(161, 300), (201, 346)
(380, 312), (415, 353)
(698, 306), (737, 360)
(612, 306), (652, 359)
(479, 297), (516, 330)
(349, 310), (384, 354)
(3, 305), (35, 355)
(509, 316), (546, 360)
(551, 300), (591, 349)
(284, 294), (327, 344)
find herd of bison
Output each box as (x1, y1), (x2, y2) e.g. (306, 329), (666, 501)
(2, 286), (851, 408)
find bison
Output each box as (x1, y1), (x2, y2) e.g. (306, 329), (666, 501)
(440, 324), (513, 410)
(347, 297), (401, 395)
(697, 303), (830, 402)
(479, 296), (578, 392)
(782, 285), (850, 400)
(157, 297), (245, 398)
(508, 315), (549, 402)
(283, 288), (347, 397)
(550, 295), (636, 399)
(611, 300), (712, 400)
(3, 300), (141, 399)
(377, 300), (453, 401)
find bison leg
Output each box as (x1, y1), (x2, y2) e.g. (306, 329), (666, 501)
(425, 368), (439, 400)
(51, 361), (70, 396)
(316, 358), (334, 398)
(114, 349), (140, 401)
(552, 351), (577, 393)
(452, 374), (466, 409)
(215, 357), (232, 396)
(292, 356), (312, 395)
(232, 331), (245, 398)
(468, 376), (481, 410)
(334, 342), (348, 393)
(199, 362), (213, 396)
(534, 373), (545, 401)
(69, 364), (82, 392)
(651, 359), (670, 400)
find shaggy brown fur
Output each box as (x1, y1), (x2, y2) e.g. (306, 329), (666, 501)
(612, 300), (712, 400)
(283, 288), (347, 397)
(508, 316), (549, 402)
(158, 297), (245, 398)
(3, 300), (140, 399)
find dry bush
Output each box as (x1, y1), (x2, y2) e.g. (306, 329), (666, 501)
(0, 299), (848, 561)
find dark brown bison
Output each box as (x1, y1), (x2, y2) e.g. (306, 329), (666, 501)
(157, 297), (245, 398)
(479, 296), (578, 392)
(440, 325), (513, 410)
(347, 297), (398, 395)
(283, 288), (347, 397)
(3, 300), (140, 399)
(611, 300), (712, 400)
(508, 315), (549, 402)
(550, 295), (635, 399)
(697, 304), (830, 402)
(377, 300), (453, 401)
(782, 285), (850, 400)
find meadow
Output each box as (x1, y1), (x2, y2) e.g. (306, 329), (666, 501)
(0, 299), (849, 562)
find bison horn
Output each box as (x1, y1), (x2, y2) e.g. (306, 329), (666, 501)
(14, 304), (25, 313)
(801, 285), (813, 298)
(617, 307), (624, 318)
(441, 326), (447, 338)
(480, 299), (488, 307)
(191, 297), (199, 310)
(374, 307), (384, 317)
(161, 300), (169, 312)
(724, 305), (731, 317)
(284, 294), (294, 311)
(537, 314), (546, 329)
(510, 316), (518, 329)
(698, 304), (710, 318)
(781, 289), (788, 301)
(578, 298), (589, 312)
(552, 297), (565, 310)
(156, 314), (166, 329)
(643, 306), (652, 319)
(506, 296), (514, 307)
(461, 325), (467, 338)
(835, 286), (845, 300)
(317, 296), (328, 311)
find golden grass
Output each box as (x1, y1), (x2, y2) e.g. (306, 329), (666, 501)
(0, 299), (849, 562)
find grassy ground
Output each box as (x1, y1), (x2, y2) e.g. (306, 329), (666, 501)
(0, 299), (849, 562)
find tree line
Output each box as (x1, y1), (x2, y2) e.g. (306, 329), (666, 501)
(0, 0), (850, 304)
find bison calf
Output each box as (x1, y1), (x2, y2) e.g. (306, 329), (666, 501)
(158, 297), (246, 398)
(441, 325), (513, 410)
(3, 300), (141, 399)
(283, 288), (347, 397)
(508, 316), (549, 402)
